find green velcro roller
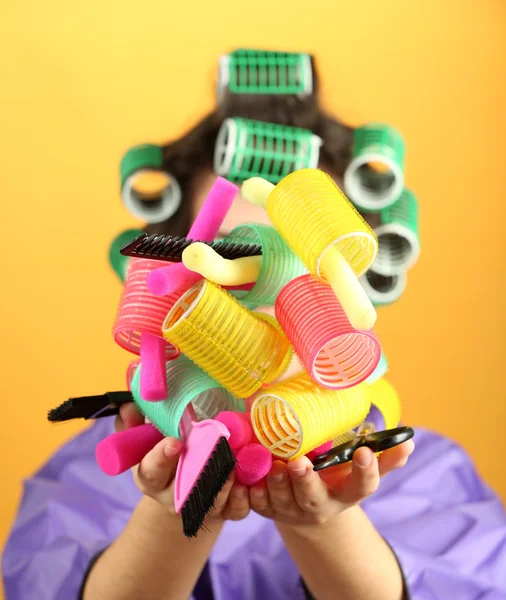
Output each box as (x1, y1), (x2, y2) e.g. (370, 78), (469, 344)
(373, 189), (420, 276)
(120, 144), (181, 224)
(344, 123), (405, 212)
(109, 229), (145, 283)
(214, 118), (322, 184)
(131, 355), (244, 440)
(218, 49), (313, 98)
(366, 352), (388, 384)
(360, 268), (407, 307)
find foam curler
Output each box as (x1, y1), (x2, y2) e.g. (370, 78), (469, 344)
(275, 274), (381, 389)
(360, 268), (407, 306)
(147, 177), (238, 297)
(241, 170), (377, 330)
(120, 144), (181, 224)
(139, 332), (168, 401)
(109, 229), (144, 283)
(162, 280), (291, 398)
(367, 377), (401, 431)
(113, 258), (180, 360)
(214, 118), (321, 184)
(218, 49), (313, 97)
(223, 224), (307, 307)
(182, 242), (262, 286)
(374, 189), (420, 276)
(344, 124), (405, 212)
(96, 423), (164, 476)
(130, 356), (244, 439)
(235, 443), (273, 486)
(215, 411), (253, 451)
(306, 441), (333, 462)
(251, 372), (371, 460)
(366, 352), (388, 385)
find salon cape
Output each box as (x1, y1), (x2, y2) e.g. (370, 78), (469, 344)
(3, 410), (506, 600)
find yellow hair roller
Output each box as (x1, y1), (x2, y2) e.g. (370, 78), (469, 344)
(368, 377), (402, 430)
(241, 170), (378, 330)
(250, 372), (371, 460)
(162, 280), (291, 398)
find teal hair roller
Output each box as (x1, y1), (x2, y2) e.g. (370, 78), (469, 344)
(120, 144), (181, 224)
(374, 189), (420, 276)
(344, 124), (405, 212)
(214, 118), (322, 184)
(218, 49), (313, 98)
(223, 224), (308, 307)
(360, 269), (407, 307)
(366, 352), (388, 384)
(109, 229), (144, 283)
(131, 355), (244, 439)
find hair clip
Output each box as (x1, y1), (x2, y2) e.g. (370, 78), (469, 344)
(344, 123), (405, 212)
(120, 233), (263, 262)
(47, 391), (133, 422)
(311, 424), (415, 471)
(120, 144), (181, 224)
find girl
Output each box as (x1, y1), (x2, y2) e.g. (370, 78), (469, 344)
(3, 53), (506, 600)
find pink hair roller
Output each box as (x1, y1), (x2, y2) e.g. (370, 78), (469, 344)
(147, 177), (238, 297)
(139, 333), (168, 401)
(275, 274), (381, 390)
(96, 423), (164, 476)
(306, 441), (333, 462)
(235, 443), (273, 486)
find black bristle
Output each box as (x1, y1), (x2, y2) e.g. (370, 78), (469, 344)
(181, 437), (236, 538)
(47, 391), (133, 422)
(120, 233), (263, 263)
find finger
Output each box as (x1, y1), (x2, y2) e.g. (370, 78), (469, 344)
(249, 482), (275, 519)
(135, 437), (182, 500)
(115, 403), (144, 432)
(222, 483), (251, 521)
(378, 440), (415, 477)
(287, 457), (329, 515)
(266, 461), (299, 519)
(333, 447), (380, 505)
(211, 474), (236, 515)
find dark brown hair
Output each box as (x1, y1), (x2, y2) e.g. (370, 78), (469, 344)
(146, 57), (361, 237)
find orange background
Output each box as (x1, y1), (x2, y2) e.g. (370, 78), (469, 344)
(1, 0), (505, 595)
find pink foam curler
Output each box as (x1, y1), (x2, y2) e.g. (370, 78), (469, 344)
(235, 443), (273, 486)
(215, 411), (253, 451)
(113, 258), (181, 360)
(275, 274), (381, 390)
(306, 441), (333, 462)
(147, 177), (238, 297)
(139, 332), (168, 401)
(96, 423), (164, 476)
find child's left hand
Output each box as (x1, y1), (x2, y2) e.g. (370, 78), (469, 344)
(249, 441), (414, 527)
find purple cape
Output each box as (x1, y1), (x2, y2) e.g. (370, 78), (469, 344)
(3, 413), (506, 599)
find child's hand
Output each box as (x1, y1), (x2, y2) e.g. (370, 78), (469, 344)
(249, 441), (415, 527)
(115, 403), (251, 525)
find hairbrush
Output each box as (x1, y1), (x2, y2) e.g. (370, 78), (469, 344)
(120, 233), (262, 262)
(311, 425), (414, 471)
(47, 391), (133, 422)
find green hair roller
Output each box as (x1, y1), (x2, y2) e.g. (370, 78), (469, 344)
(218, 49), (313, 97)
(109, 229), (144, 283)
(131, 355), (244, 440)
(214, 118), (322, 184)
(374, 189), (420, 276)
(360, 269), (407, 307)
(120, 144), (181, 224)
(344, 123), (405, 212)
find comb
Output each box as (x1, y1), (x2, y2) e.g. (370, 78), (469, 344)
(120, 233), (263, 262)
(48, 392), (134, 422)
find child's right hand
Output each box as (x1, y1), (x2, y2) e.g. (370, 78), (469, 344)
(115, 403), (251, 525)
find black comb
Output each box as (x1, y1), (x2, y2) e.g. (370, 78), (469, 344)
(48, 391), (134, 422)
(312, 426), (415, 471)
(120, 233), (263, 262)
